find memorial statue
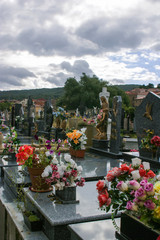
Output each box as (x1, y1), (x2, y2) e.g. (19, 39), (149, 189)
(95, 96), (109, 140)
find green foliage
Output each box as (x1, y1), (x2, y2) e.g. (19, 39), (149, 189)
(124, 106), (135, 121)
(107, 86), (131, 108)
(0, 101), (12, 111)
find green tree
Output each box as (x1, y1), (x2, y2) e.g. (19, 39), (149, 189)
(0, 101), (12, 111)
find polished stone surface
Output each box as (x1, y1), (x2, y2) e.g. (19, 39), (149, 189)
(68, 218), (120, 240)
(23, 181), (116, 226)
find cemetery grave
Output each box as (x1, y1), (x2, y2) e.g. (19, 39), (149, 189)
(0, 91), (160, 240)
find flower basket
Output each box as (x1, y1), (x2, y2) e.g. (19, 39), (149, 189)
(55, 186), (79, 204)
(116, 212), (160, 240)
(28, 167), (53, 192)
(69, 147), (85, 158)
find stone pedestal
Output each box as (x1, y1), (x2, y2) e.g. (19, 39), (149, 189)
(92, 139), (109, 151)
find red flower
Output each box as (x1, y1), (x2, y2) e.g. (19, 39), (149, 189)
(96, 180), (106, 193)
(98, 194), (111, 207)
(139, 169), (146, 177)
(147, 170), (156, 178)
(156, 236), (160, 240)
(151, 136), (160, 147)
(121, 164), (130, 172)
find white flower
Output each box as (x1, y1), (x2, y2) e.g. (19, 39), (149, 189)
(156, 175), (160, 181)
(77, 166), (83, 172)
(64, 153), (72, 162)
(41, 165), (52, 178)
(58, 166), (64, 177)
(131, 158), (141, 166)
(52, 157), (58, 164)
(45, 151), (51, 157)
(131, 170), (140, 180)
(80, 127), (87, 133)
(143, 162), (150, 170)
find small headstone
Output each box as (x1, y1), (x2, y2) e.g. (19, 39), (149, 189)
(99, 87), (110, 103)
(110, 96), (122, 154)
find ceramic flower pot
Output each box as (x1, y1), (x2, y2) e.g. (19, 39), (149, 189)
(69, 147), (85, 158)
(55, 186), (79, 204)
(116, 212), (160, 240)
(28, 167), (53, 192)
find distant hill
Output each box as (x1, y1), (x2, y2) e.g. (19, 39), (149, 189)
(0, 87), (64, 100)
(114, 84), (141, 91)
(0, 84), (141, 100)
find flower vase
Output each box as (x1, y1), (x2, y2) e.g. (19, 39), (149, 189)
(115, 212), (160, 240)
(55, 186), (79, 204)
(152, 149), (158, 161)
(28, 167), (53, 192)
(69, 147), (85, 158)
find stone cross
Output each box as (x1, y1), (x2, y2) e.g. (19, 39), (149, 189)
(99, 87), (110, 104)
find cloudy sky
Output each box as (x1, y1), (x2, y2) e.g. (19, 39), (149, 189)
(0, 0), (160, 91)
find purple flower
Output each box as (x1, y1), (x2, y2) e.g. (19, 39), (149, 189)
(57, 144), (60, 150)
(58, 139), (61, 143)
(46, 140), (51, 143)
(144, 200), (156, 210)
(126, 201), (138, 211)
(34, 134), (38, 140)
(58, 151), (61, 156)
(144, 183), (153, 192)
(140, 180), (148, 187)
(49, 150), (54, 154)
(135, 187), (146, 200)
(46, 144), (51, 150)
(51, 139), (55, 143)
(116, 181), (128, 191)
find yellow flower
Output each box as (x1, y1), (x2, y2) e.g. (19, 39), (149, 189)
(153, 206), (160, 219)
(154, 181), (160, 193)
(74, 139), (79, 144)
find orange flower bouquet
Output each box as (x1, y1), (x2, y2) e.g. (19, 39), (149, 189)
(66, 128), (87, 150)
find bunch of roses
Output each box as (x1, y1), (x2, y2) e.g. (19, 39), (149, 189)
(42, 153), (85, 190)
(151, 135), (160, 148)
(16, 145), (37, 167)
(96, 157), (160, 227)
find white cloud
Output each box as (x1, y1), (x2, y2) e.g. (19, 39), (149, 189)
(0, 0), (160, 90)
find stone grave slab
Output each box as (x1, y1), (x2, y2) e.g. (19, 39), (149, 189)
(68, 218), (120, 240)
(23, 181), (119, 240)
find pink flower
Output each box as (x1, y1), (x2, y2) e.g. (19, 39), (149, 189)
(116, 181), (128, 191)
(126, 201), (138, 211)
(144, 200), (156, 210)
(140, 179), (148, 187)
(76, 178), (85, 187)
(144, 183), (154, 195)
(135, 187), (146, 200)
(129, 180), (140, 190)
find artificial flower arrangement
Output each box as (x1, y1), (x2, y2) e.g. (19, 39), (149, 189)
(16, 138), (62, 168)
(141, 129), (160, 151)
(3, 127), (20, 154)
(41, 153), (85, 190)
(66, 128), (87, 150)
(96, 157), (160, 232)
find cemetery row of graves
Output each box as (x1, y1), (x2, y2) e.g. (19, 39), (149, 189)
(0, 88), (160, 240)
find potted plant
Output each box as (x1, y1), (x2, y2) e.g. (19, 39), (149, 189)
(66, 128), (87, 158)
(140, 129), (160, 160)
(96, 158), (160, 240)
(42, 153), (85, 203)
(3, 127), (20, 160)
(16, 137), (62, 192)
(23, 210), (42, 231)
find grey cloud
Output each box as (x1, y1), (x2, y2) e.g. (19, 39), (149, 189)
(76, 17), (144, 51)
(0, 65), (36, 87)
(112, 79), (125, 84)
(47, 60), (94, 86)
(152, 43), (160, 51)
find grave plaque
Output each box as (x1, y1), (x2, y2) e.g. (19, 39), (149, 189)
(135, 92), (160, 160)
(110, 96), (122, 154)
